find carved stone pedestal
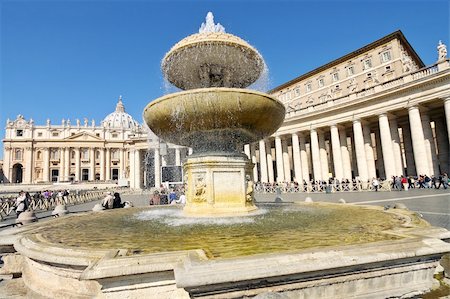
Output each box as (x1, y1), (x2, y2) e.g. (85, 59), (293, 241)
(183, 155), (257, 217)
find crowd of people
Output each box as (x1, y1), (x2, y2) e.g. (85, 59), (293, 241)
(149, 186), (186, 206)
(387, 173), (449, 191)
(101, 191), (124, 209)
(13, 189), (71, 218)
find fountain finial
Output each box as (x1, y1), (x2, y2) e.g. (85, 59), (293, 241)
(199, 12), (225, 33)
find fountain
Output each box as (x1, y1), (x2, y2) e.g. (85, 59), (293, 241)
(144, 12), (285, 216)
(0, 13), (450, 299)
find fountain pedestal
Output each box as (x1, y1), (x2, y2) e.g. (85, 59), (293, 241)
(183, 155), (257, 216)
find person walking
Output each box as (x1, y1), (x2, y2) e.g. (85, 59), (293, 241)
(15, 191), (27, 218)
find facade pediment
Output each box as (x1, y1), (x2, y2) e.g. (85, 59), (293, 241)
(64, 132), (104, 141)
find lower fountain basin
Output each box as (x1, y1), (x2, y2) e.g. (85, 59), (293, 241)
(2, 202), (450, 298)
(143, 88), (285, 153)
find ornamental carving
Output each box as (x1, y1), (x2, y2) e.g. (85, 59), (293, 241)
(193, 174), (207, 203)
(245, 175), (254, 203)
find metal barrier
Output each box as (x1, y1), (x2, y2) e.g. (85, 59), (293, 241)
(254, 181), (393, 194)
(0, 191), (106, 221)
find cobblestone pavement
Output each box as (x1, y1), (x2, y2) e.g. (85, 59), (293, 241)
(1, 189), (449, 230)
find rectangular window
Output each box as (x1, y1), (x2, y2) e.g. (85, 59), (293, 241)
(306, 83), (312, 93)
(295, 88), (300, 96)
(112, 133), (118, 138)
(16, 130), (23, 137)
(347, 66), (354, 76)
(385, 65), (391, 71)
(318, 78), (324, 87)
(37, 132), (43, 137)
(363, 59), (372, 70)
(381, 51), (391, 63)
(332, 73), (339, 82)
(52, 132), (59, 137)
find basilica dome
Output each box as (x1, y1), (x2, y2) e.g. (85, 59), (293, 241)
(102, 96), (140, 130)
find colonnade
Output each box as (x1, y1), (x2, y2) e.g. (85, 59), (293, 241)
(245, 102), (450, 183)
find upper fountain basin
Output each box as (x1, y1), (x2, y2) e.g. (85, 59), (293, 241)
(143, 88), (285, 152)
(162, 32), (264, 90)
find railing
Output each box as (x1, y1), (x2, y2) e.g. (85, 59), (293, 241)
(0, 190), (106, 221)
(255, 181), (392, 194)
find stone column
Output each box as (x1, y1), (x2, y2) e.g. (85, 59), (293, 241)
(330, 125), (343, 180)
(89, 148), (95, 180)
(389, 116), (404, 176)
(339, 127), (352, 180)
(135, 150), (142, 189)
(401, 125), (416, 175)
(24, 147), (33, 183)
(353, 119), (369, 182)
(374, 130), (385, 179)
(100, 148), (105, 180)
(282, 138), (291, 182)
(318, 131), (329, 180)
(119, 149), (125, 179)
(291, 133), (303, 183)
(251, 144), (258, 182)
(105, 148), (111, 180)
(244, 144), (251, 158)
(129, 149), (136, 188)
(299, 133), (310, 182)
(154, 148), (161, 188)
(175, 148), (181, 166)
(378, 114), (396, 180)
(2, 147), (11, 183)
(266, 141), (275, 183)
(59, 148), (65, 182)
(445, 98), (450, 142)
(275, 136), (284, 182)
(421, 112), (440, 176)
(435, 117), (449, 174)
(362, 123), (376, 179)
(258, 140), (268, 183)
(310, 128), (322, 181)
(43, 148), (50, 182)
(64, 147), (70, 181)
(408, 106), (429, 175)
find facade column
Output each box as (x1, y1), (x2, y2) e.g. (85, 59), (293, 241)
(59, 148), (65, 182)
(362, 122), (376, 179)
(282, 138), (291, 182)
(330, 125), (343, 180)
(401, 125), (416, 175)
(154, 148), (161, 188)
(275, 136), (284, 182)
(445, 98), (450, 142)
(339, 127), (352, 180)
(119, 149), (125, 179)
(378, 113), (396, 180)
(43, 148), (50, 182)
(408, 106), (429, 175)
(389, 116), (404, 176)
(175, 148), (181, 166)
(435, 117), (449, 174)
(421, 112), (440, 176)
(353, 119), (369, 182)
(24, 147), (33, 184)
(74, 147), (81, 182)
(135, 150), (142, 189)
(89, 148), (95, 181)
(99, 148), (105, 181)
(374, 129), (385, 178)
(64, 147), (70, 181)
(318, 130), (329, 180)
(310, 128), (322, 181)
(244, 144), (251, 159)
(105, 148), (111, 180)
(2, 147), (11, 183)
(266, 141), (275, 183)
(258, 140), (268, 183)
(129, 149), (136, 188)
(291, 133), (303, 183)
(299, 133), (310, 182)
(251, 144), (259, 182)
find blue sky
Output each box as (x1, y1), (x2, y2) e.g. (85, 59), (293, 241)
(1, 0), (449, 159)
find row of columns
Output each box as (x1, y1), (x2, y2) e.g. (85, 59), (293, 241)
(249, 102), (450, 183)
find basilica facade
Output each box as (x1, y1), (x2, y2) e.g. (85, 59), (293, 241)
(2, 31), (449, 188)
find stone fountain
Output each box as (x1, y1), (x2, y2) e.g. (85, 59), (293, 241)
(144, 12), (285, 216)
(0, 13), (449, 299)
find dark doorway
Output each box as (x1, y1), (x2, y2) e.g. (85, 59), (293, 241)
(112, 168), (119, 180)
(51, 169), (59, 182)
(82, 169), (89, 181)
(12, 164), (23, 183)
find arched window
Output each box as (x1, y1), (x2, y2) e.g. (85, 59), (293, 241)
(71, 150), (76, 159)
(37, 151), (42, 160)
(96, 150), (100, 159)
(81, 148), (89, 160)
